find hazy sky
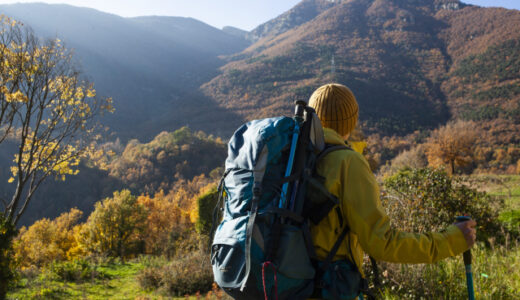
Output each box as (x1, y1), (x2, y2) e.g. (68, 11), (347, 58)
(0, 0), (518, 30)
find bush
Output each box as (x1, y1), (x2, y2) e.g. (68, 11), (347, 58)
(48, 259), (107, 282)
(137, 249), (213, 296)
(195, 187), (219, 235)
(383, 168), (504, 243)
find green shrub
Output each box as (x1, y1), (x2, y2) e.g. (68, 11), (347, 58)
(48, 259), (107, 282)
(81, 190), (147, 259)
(195, 187), (219, 235)
(383, 168), (504, 243)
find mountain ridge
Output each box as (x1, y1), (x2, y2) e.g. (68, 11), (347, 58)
(0, 3), (250, 142)
(202, 0), (520, 140)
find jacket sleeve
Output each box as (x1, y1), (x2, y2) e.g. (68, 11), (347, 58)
(341, 153), (469, 263)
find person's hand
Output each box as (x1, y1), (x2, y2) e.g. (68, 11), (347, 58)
(455, 220), (477, 248)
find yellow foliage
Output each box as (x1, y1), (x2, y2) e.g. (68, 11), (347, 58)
(4, 90), (28, 103)
(0, 14), (112, 193)
(13, 208), (83, 268)
(8, 134), (82, 183)
(137, 191), (191, 256)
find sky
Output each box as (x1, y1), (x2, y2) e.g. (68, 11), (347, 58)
(0, 0), (518, 31)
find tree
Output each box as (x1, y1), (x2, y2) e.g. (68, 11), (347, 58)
(0, 16), (112, 225)
(137, 191), (191, 257)
(0, 16), (111, 296)
(13, 208), (82, 268)
(425, 120), (479, 174)
(80, 190), (147, 258)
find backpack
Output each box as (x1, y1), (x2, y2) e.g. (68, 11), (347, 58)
(211, 101), (367, 300)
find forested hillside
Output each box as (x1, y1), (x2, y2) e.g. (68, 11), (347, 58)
(0, 128), (225, 226)
(203, 0), (520, 140)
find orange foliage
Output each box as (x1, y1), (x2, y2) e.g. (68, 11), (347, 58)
(137, 191), (191, 256)
(425, 120), (479, 174)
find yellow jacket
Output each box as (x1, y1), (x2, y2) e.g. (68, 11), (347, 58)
(310, 128), (469, 275)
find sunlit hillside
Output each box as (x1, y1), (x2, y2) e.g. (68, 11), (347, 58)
(1, 0), (519, 299)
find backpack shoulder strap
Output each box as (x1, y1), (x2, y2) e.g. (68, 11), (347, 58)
(316, 144), (351, 163)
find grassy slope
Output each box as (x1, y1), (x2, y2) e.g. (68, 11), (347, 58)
(8, 262), (166, 300)
(470, 174), (520, 210)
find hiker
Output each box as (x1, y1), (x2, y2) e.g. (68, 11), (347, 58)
(307, 83), (477, 290)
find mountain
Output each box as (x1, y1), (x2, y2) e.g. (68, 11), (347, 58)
(246, 0), (340, 42)
(0, 3), (250, 141)
(202, 0), (520, 141)
(2, 0), (520, 226)
(223, 26), (249, 39)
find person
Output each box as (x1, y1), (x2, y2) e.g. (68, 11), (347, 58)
(307, 83), (477, 293)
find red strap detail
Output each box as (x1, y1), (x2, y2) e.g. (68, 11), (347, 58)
(262, 261), (278, 300)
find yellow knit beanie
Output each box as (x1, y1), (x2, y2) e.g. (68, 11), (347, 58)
(308, 83), (358, 137)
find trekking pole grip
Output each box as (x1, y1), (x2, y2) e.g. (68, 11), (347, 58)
(455, 216), (473, 264)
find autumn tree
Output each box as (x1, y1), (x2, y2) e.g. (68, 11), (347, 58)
(79, 190), (147, 259)
(425, 120), (479, 174)
(13, 208), (82, 268)
(0, 16), (111, 296)
(137, 191), (191, 257)
(0, 16), (112, 224)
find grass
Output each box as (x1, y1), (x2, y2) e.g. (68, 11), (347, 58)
(8, 259), (228, 300)
(468, 174), (520, 210)
(9, 261), (167, 300)
(374, 241), (520, 299)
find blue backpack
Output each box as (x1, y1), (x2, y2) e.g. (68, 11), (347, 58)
(211, 101), (367, 300)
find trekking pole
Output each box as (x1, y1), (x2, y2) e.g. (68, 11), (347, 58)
(279, 101), (306, 209)
(455, 216), (475, 300)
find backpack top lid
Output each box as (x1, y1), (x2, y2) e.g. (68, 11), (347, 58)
(224, 109), (325, 171)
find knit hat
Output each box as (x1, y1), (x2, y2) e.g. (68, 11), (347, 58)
(308, 83), (358, 136)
